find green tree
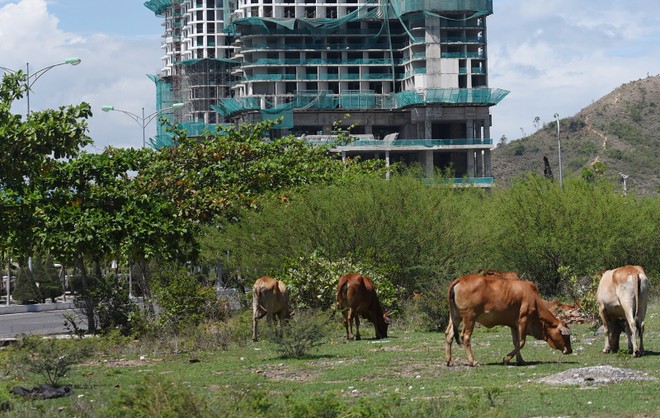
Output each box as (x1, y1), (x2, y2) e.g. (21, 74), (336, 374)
(489, 174), (659, 295)
(1, 71), (91, 306)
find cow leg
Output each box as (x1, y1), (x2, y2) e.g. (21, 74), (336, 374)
(274, 312), (284, 338)
(622, 309), (640, 356)
(252, 315), (259, 342)
(598, 305), (614, 353)
(504, 325), (526, 365)
(460, 318), (478, 367)
(354, 314), (361, 341)
(445, 318), (455, 366)
(343, 308), (355, 340)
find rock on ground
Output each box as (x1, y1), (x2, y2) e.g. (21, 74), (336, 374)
(536, 365), (657, 386)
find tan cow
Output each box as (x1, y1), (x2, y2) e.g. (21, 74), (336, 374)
(252, 276), (290, 342)
(337, 273), (390, 340)
(445, 274), (572, 366)
(596, 265), (649, 357)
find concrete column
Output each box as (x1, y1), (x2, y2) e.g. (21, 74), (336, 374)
(484, 117), (491, 141)
(424, 120), (432, 139)
(484, 149), (492, 177)
(467, 150), (475, 177)
(385, 151), (390, 180)
(424, 150), (434, 177)
(466, 120), (473, 139)
(341, 151), (346, 163)
(475, 150), (484, 177)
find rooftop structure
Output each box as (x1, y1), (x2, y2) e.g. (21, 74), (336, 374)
(144, 0), (508, 185)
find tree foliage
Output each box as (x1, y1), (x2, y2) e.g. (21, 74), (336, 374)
(489, 174), (659, 295)
(0, 71), (92, 263)
(212, 171), (493, 295)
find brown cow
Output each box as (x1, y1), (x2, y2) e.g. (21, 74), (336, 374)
(252, 276), (290, 342)
(337, 274), (390, 340)
(596, 265), (649, 357)
(445, 274), (572, 366)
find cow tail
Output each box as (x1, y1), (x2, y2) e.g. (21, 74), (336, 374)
(253, 284), (267, 319)
(448, 282), (461, 346)
(634, 272), (642, 334)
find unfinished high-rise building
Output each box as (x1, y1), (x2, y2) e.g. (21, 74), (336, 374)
(144, 0), (507, 185)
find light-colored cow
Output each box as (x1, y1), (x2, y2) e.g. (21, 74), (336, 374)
(596, 265), (649, 357)
(252, 276), (290, 342)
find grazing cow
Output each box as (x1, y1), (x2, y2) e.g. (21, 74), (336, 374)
(337, 274), (390, 340)
(445, 274), (572, 366)
(252, 276), (290, 342)
(596, 265), (649, 357)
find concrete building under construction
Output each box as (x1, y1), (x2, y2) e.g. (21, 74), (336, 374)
(144, 0), (508, 185)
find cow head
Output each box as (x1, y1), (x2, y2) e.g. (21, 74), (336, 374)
(544, 321), (573, 354)
(375, 312), (391, 339)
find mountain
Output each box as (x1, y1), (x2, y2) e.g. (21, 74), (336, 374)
(492, 75), (660, 195)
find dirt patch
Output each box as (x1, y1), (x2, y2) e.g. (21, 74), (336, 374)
(254, 363), (318, 381)
(536, 366), (657, 386)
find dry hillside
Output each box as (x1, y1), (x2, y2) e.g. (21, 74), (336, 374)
(492, 75), (660, 195)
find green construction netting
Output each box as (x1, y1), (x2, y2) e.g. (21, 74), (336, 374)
(209, 87), (507, 125)
(147, 74), (178, 142)
(394, 88), (509, 106)
(340, 91), (376, 109)
(261, 105), (294, 129)
(180, 57), (240, 66)
(148, 134), (175, 150)
(392, 0), (492, 16)
(211, 97), (260, 118)
(144, 0), (182, 16)
(227, 0), (381, 35)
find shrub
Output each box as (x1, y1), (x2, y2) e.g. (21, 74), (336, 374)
(152, 267), (219, 328)
(13, 336), (93, 386)
(266, 309), (332, 358)
(278, 252), (401, 314)
(89, 273), (139, 336)
(104, 374), (211, 418)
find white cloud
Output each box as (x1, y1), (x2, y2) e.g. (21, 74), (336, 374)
(1, 0), (162, 150)
(489, 0), (660, 142)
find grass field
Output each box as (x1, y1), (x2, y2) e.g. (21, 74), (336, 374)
(3, 303), (659, 417)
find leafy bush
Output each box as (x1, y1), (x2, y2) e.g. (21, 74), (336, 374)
(278, 252), (400, 314)
(89, 273), (140, 336)
(104, 373), (211, 418)
(266, 309), (332, 358)
(152, 266), (219, 328)
(13, 336), (93, 386)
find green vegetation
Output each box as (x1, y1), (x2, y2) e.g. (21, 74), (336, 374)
(1, 302), (658, 417)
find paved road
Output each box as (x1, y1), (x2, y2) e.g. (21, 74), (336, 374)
(0, 309), (86, 339)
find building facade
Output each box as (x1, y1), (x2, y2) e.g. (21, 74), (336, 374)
(144, 0), (507, 184)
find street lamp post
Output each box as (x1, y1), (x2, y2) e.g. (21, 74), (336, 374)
(101, 103), (185, 148)
(1, 58), (82, 115)
(553, 113), (563, 189)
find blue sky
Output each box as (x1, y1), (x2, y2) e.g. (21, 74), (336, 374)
(1, 0), (659, 150)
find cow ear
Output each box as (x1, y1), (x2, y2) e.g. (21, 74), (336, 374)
(559, 326), (571, 336)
